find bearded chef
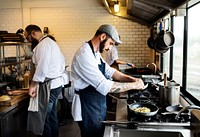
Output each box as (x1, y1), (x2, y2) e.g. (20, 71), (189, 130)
(71, 24), (144, 137)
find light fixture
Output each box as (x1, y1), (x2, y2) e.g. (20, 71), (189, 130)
(114, 1), (120, 13)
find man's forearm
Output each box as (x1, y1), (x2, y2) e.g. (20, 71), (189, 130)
(110, 81), (143, 93)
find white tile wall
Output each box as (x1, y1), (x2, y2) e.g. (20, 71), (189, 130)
(0, 9), (22, 33)
(0, 1), (153, 71)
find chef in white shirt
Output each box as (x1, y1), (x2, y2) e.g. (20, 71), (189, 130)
(25, 25), (68, 137)
(103, 39), (136, 70)
(71, 24), (144, 137)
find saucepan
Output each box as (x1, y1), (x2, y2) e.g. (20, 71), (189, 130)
(108, 94), (159, 117)
(161, 105), (189, 115)
(155, 19), (175, 51)
(165, 105), (189, 114)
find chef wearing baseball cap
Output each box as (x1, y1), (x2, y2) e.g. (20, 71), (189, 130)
(71, 24), (144, 137)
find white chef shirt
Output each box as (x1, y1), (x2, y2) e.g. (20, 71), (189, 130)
(71, 41), (116, 121)
(104, 46), (119, 65)
(32, 36), (68, 89)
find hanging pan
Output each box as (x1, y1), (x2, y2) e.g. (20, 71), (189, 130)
(147, 25), (157, 49)
(154, 41), (169, 53)
(147, 36), (155, 49)
(155, 18), (175, 50)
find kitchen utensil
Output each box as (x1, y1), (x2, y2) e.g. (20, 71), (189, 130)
(175, 105), (200, 120)
(129, 103), (158, 116)
(143, 83), (149, 90)
(164, 73), (167, 86)
(147, 25), (158, 50)
(158, 80), (180, 106)
(108, 94), (158, 116)
(166, 105), (181, 112)
(125, 68), (152, 75)
(147, 36), (155, 49)
(102, 120), (138, 125)
(163, 73), (167, 105)
(154, 41), (169, 53)
(165, 105), (189, 113)
(154, 19), (175, 51)
(7, 89), (28, 96)
(156, 30), (174, 50)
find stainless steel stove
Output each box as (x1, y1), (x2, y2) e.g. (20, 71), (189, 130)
(127, 84), (191, 124)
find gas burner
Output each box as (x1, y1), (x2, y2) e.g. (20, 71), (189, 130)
(161, 113), (191, 123)
(127, 97), (190, 123)
(138, 99), (152, 104)
(130, 115), (162, 122)
(127, 97), (159, 106)
(128, 110), (191, 123)
(128, 88), (159, 99)
(127, 86), (191, 124)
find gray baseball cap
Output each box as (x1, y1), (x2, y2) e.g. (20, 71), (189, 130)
(97, 24), (122, 44)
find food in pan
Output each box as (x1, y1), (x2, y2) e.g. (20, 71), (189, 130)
(132, 107), (151, 113)
(0, 95), (11, 101)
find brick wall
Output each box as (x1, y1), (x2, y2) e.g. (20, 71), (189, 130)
(0, 0), (153, 71)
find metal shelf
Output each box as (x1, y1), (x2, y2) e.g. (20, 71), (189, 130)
(0, 42), (31, 46)
(0, 42), (32, 83)
(0, 59), (31, 67)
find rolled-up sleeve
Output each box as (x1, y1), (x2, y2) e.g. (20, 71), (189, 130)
(72, 44), (115, 96)
(96, 78), (114, 96)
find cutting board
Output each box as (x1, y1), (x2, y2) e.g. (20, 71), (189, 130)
(191, 110), (200, 122)
(0, 93), (28, 106)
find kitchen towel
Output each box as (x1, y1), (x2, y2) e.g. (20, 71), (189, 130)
(28, 85), (39, 112)
(27, 81), (50, 135)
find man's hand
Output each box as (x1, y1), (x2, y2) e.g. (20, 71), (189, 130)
(127, 63), (136, 68)
(28, 81), (38, 98)
(110, 78), (145, 93)
(131, 78), (144, 90)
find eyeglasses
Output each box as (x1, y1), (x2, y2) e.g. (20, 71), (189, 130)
(26, 32), (31, 40)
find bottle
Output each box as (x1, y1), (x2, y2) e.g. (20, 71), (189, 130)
(24, 69), (30, 89)
(16, 75), (20, 88)
(19, 75), (24, 88)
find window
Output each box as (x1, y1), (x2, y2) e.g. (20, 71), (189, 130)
(187, 3), (200, 100)
(171, 2), (200, 103)
(172, 17), (184, 86)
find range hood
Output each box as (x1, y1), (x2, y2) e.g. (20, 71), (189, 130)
(101, 0), (189, 27)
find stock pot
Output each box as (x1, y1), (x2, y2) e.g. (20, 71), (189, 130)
(158, 81), (180, 106)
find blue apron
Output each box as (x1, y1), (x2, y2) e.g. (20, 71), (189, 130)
(78, 40), (106, 137)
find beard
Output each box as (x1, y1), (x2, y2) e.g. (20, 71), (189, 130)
(99, 39), (107, 53)
(31, 37), (39, 51)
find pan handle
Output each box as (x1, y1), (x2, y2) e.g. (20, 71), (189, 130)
(102, 120), (138, 125)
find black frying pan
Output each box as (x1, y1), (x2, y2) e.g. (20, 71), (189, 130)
(147, 36), (155, 49)
(108, 94), (159, 117)
(129, 102), (158, 116)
